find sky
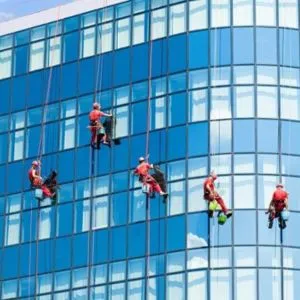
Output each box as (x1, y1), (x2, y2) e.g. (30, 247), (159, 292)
(0, 0), (76, 23)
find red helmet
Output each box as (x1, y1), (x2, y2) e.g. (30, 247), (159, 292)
(32, 160), (40, 167)
(93, 102), (100, 109)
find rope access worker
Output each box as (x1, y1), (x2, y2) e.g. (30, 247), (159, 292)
(89, 102), (112, 149)
(134, 157), (168, 198)
(203, 171), (232, 218)
(28, 161), (55, 199)
(267, 183), (289, 229)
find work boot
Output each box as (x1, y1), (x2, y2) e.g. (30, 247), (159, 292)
(160, 191), (168, 197)
(268, 219), (273, 229)
(226, 211), (233, 219)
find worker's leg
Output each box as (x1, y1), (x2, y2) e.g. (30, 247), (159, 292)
(214, 193), (228, 214)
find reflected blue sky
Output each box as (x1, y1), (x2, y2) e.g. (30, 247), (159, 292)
(0, 0), (74, 22)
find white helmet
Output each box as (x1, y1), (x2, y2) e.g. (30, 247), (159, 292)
(139, 156), (145, 162)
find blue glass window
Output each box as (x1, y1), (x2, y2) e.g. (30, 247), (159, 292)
(64, 16), (79, 32)
(188, 122), (208, 156)
(233, 28), (254, 64)
(279, 29), (300, 67)
(168, 34), (187, 73)
(210, 28), (231, 66)
(128, 223), (146, 257)
(256, 28), (277, 64)
(110, 226), (126, 260)
(257, 120), (278, 153)
(63, 31), (79, 62)
(234, 120), (255, 152)
(189, 31), (208, 68)
(167, 215), (185, 251)
(168, 92), (186, 126)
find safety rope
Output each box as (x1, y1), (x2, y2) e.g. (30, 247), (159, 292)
(36, 6), (62, 166)
(27, 6), (61, 297)
(89, 0), (107, 292)
(145, 13), (155, 299)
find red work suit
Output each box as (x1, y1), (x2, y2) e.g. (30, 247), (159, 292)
(134, 162), (162, 194)
(203, 176), (228, 213)
(28, 168), (42, 187)
(269, 189), (288, 220)
(89, 109), (105, 144)
(28, 168), (52, 198)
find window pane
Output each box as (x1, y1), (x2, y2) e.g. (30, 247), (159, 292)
(279, 0), (298, 28)
(259, 269), (281, 300)
(233, 86), (254, 118)
(281, 88), (300, 120)
(99, 23), (113, 53)
(233, 120), (255, 152)
(189, 0), (208, 30)
(257, 66), (277, 85)
(5, 213), (20, 245)
(210, 87), (231, 119)
(256, 0), (276, 26)
(211, 270), (232, 300)
(169, 4), (186, 35)
(152, 8), (167, 40)
(256, 28), (277, 64)
(233, 28), (254, 64)
(233, 0), (253, 25)
(210, 120), (231, 153)
(211, 0), (230, 27)
(116, 18), (131, 49)
(60, 118), (75, 150)
(187, 271), (207, 300)
(133, 13), (148, 45)
(189, 90), (208, 122)
(234, 211), (256, 244)
(167, 273), (185, 300)
(234, 154), (255, 173)
(9, 130), (24, 161)
(234, 176), (255, 208)
(168, 181), (185, 216)
(0, 50), (12, 79)
(234, 246), (256, 267)
(93, 196), (108, 229)
(257, 120), (278, 153)
(257, 86), (278, 118)
(189, 69), (208, 89)
(284, 270), (300, 300)
(235, 269), (257, 300)
(233, 65), (254, 84)
(47, 37), (61, 66)
(81, 27), (96, 58)
(151, 97), (166, 129)
(30, 41), (45, 71)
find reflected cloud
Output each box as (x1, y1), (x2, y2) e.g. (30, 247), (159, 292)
(187, 232), (208, 248)
(0, 12), (14, 22)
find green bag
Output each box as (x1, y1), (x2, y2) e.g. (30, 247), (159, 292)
(209, 200), (218, 211)
(218, 214), (227, 225)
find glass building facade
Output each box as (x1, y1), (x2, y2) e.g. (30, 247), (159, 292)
(0, 0), (300, 299)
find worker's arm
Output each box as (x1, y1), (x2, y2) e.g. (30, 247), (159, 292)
(205, 182), (214, 196)
(268, 198), (274, 212)
(102, 112), (113, 117)
(285, 193), (289, 209)
(32, 169), (39, 179)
